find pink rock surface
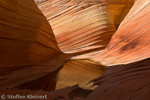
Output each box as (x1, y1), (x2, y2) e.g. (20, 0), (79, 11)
(93, 0), (150, 65)
(37, 0), (134, 56)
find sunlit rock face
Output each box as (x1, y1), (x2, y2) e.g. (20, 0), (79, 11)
(94, 0), (150, 66)
(35, 0), (134, 91)
(36, 0), (134, 56)
(0, 0), (71, 93)
(84, 0), (150, 99)
(56, 60), (106, 90)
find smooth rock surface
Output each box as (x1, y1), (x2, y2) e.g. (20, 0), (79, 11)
(94, 0), (150, 65)
(37, 0), (134, 56)
(0, 0), (70, 92)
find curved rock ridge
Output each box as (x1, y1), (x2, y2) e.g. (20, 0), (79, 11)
(36, 0), (134, 56)
(93, 0), (150, 65)
(34, 0), (134, 93)
(0, 0), (71, 92)
(0, 0), (107, 95)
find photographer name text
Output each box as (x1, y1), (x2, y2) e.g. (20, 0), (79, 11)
(1, 94), (47, 100)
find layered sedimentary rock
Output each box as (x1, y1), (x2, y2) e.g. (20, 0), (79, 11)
(1, 0), (150, 100)
(84, 0), (150, 100)
(0, 0), (106, 96)
(52, 0), (150, 99)
(37, 0), (134, 56)
(87, 57), (150, 100)
(35, 0), (135, 92)
(0, 0), (71, 93)
(94, 0), (150, 65)
(56, 58), (150, 100)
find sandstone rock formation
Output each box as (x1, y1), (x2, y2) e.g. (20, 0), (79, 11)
(87, 58), (150, 100)
(94, 0), (150, 65)
(1, 0), (150, 100)
(0, 0), (105, 98)
(85, 0), (150, 99)
(56, 59), (106, 90)
(37, 0), (134, 56)
(0, 0), (71, 93)
(35, 0), (135, 93)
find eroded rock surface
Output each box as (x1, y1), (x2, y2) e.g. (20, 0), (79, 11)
(1, 0), (150, 100)
(56, 59), (106, 90)
(37, 0), (134, 56)
(0, 0), (70, 93)
(87, 58), (150, 100)
(94, 0), (150, 65)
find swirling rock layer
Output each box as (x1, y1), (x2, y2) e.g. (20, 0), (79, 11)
(37, 0), (134, 55)
(0, 0), (70, 93)
(1, 0), (150, 100)
(94, 0), (150, 65)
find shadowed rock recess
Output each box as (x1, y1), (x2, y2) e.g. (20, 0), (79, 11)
(0, 0), (150, 100)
